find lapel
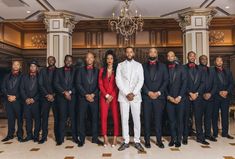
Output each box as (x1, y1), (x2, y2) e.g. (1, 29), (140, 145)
(85, 67), (94, 84)
(218, 71), (225, 85)
(153, 63), (159, 81)
(63, 67), (73, 86)
(146, 62), (158, 81)
(172, 66), (177, 83)
(187, 64), (194, 82)
(129, 61), (135, 83)
(194, 66), (199, 84)
(9, 74), (18, 90)
(45, 68), (50, 84)
(28, 74), (37, 91)
(62, 67), (68, 86)
(122, 60), (131, 83)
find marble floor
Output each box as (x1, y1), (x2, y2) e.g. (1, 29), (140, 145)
(0, 118), (235, 159)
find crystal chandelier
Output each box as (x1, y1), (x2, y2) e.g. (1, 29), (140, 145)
(109, 0), (144, 41)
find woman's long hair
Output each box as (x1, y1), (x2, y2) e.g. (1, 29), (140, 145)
(102, 50), (118, 78)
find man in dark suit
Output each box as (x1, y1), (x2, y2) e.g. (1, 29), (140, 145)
(183, 51), (209, 145)
(213, 56), (234, 139)
(1, 60), (23, 142)
(142, 48), (168, 149)
(54, 55), (77, 145)
(21, 60), (40, 142)
(166, 51), (187, 148)
(199, 55), (217, 142)
(38, 56), (58, 144)
(76, 52), (102, 147)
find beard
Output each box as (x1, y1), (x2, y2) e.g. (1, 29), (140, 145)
(149, 56), (157, 61)
(126, 56), (133, 61)
(168, 60), (175, 64)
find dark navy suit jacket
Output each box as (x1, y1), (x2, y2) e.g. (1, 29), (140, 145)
(166, 64), (187, 100)
(184, 63), (205, 96)
(142, 62), (168, 100)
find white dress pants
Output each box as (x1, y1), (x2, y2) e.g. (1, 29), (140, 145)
(119, 101), (141, 143)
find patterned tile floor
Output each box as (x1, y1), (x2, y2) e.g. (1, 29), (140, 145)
(0, 117), (235, 159)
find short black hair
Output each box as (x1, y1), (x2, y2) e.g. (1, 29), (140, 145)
(199, 55), (207, 60)
(215, 56), (223, 61)
(187, 51), (196, 57)
(125, 46), (134, 52)
(86, 52), (95, 58)
(64, 54), (73, 60)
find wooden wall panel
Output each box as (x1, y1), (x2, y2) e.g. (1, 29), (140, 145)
(167, 30), (182, 45)
(0, 23), (3, 41)
(3, 25), (21, 47)
(72, 32), (85, 47)
(135, 31), (150, 46)
(103, 32), (117, 46)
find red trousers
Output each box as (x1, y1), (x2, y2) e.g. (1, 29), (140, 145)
(100, 96), (119, 136)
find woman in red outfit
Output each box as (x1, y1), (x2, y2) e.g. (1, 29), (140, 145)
(99, 50), (119, 147)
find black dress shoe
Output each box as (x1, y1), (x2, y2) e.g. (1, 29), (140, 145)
(134, 143), (145, 152)
(205, 136), (217, 142)
(197, 139), (210, 145)
(33, 137), (39, 142)
(1, 136), (14, 142)
(77, 140), (84, 147)
(38, 138), (47, 144)
(168, 140), (175, 147)
(145, 142), (151, 148)
(175, 142), (181, 147)
(156, 142), (164, 148)
(92, 138), (103, 145)
(18, 137), (24, 142)
(72, 138), (79, 144)
(222, 134), (234, 139)
(213, 135), (218, 138)
(118, 143), (129, 151)
(23, 136), (33, 142)
(56, 141), (63, 146)
(182, 138), (188, 145)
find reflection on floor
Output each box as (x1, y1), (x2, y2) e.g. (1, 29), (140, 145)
(0, 118), (235, 159)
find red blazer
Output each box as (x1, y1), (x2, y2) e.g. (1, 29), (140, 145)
(98, 67), (118, 98)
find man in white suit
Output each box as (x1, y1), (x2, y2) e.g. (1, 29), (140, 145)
(116, 46), (145, 152)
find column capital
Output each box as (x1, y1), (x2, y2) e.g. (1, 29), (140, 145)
(177, 8), (217, 31)
(42, 11), (77, 34)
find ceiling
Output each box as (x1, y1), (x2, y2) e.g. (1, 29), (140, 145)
(0, 0), (234, 21)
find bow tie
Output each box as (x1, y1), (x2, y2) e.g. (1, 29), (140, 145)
(217, 67), (223, 72)
(203, 66), (208, 71)
(168, 64), (175, 69)
(149, 61), (157, 65)
(188, 63), (196, 68)
(30, 72), (37, 77)
(64, 67), (71, 71)
(48, 67), (55, 71)
(12, 71), (19, 76)
(86, 65), (93, 70)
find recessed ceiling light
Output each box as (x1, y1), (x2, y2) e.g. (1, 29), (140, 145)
(225, 6), (230, 9)
(26, 10), (31, 14)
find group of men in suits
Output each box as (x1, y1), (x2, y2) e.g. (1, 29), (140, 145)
(1, 47), (234, 152)
(116, 47), (234, 152)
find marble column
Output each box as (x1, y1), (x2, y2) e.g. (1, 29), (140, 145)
(177, 8), (217, 64)
(43, 11), (77, 67)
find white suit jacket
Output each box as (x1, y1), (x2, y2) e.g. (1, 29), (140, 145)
(115, 60), (144, 103)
